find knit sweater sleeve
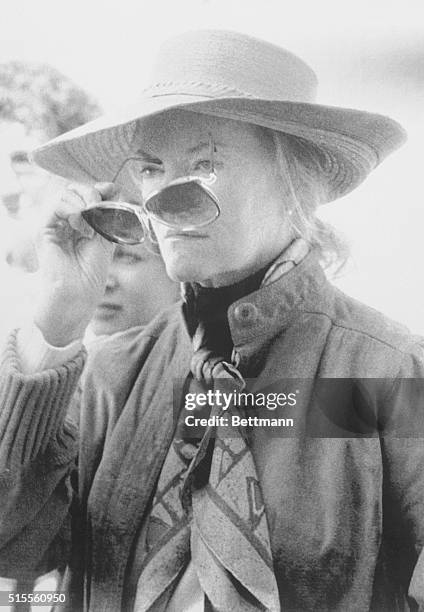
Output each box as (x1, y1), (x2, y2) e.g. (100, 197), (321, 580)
(0, 329), (86, 578)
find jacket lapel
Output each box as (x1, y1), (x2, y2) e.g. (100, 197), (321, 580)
(85, 327), (191, 611)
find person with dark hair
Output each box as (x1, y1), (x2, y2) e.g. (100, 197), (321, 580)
(1, 31), (424, 611)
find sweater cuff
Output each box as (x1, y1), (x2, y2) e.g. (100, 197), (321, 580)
(17, 323), (83, 374)
(0, 329), (86, 470)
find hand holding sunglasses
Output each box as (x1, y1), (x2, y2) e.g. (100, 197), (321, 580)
(82, 134), (220, 245)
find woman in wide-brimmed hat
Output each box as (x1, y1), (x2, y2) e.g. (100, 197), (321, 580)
(1, 30), (424, 612)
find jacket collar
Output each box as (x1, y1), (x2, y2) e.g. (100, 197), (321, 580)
(227, 251), (328, 354)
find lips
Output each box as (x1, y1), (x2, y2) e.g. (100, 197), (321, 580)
(96, 302), (122, 316)
(99, 301), (121, 309)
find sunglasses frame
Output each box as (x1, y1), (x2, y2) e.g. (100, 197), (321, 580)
(81, 133), (220, 244)
(143, 172), (219, 230)
(81, 200), (147, 245)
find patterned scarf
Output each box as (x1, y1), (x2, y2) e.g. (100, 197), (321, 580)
(134, 239), (309, 611)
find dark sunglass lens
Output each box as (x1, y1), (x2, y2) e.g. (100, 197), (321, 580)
(145, 181), (218, 228)
(82, 207), (145, 244)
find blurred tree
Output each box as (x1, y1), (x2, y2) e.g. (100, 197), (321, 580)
(0, 62), (101, 278)
(0, 61), (101, 138)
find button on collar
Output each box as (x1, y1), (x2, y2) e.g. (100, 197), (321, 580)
(233, 302), (259, 325)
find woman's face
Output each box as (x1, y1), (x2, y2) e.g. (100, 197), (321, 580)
(90, 243), (179, 336)
(131, 110), (293, 287)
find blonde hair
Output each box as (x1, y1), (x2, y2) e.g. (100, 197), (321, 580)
(265, 128), (349, 272)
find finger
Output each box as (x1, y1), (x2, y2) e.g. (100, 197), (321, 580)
(44, 189), (89, 225)
(40, 189), (95, 242)
(93, 182), (120, 201)
(68, 212), (95, 238)
(67, 182), (103, 206)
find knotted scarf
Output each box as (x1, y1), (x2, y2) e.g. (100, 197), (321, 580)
(134, 239), (309, 611)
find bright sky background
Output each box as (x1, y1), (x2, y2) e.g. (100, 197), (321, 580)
(1, 0), (423, 333)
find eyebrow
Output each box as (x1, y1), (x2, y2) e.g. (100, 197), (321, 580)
(134, 140), (224, 162)
(187, 140), (223, 154)
(133, 150), (163, 164)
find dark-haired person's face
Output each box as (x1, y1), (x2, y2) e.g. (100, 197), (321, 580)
(132, 110), (293, 287)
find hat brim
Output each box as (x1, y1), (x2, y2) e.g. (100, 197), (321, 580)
(30, 94), (407, 203)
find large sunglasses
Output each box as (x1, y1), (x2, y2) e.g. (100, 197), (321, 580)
(81, 135), (219, 245)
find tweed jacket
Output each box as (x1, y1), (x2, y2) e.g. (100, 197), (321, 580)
(1, 252), (424, 611)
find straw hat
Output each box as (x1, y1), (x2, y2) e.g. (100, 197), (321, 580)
(31, 30), (406, 203)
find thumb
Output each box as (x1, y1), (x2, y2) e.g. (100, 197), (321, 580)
(94, 182), (120, 201)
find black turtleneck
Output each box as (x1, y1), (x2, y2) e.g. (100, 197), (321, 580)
(183, 264), (268, 361)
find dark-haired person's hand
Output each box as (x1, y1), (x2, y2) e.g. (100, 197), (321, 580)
(34, 182), (117, 346)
